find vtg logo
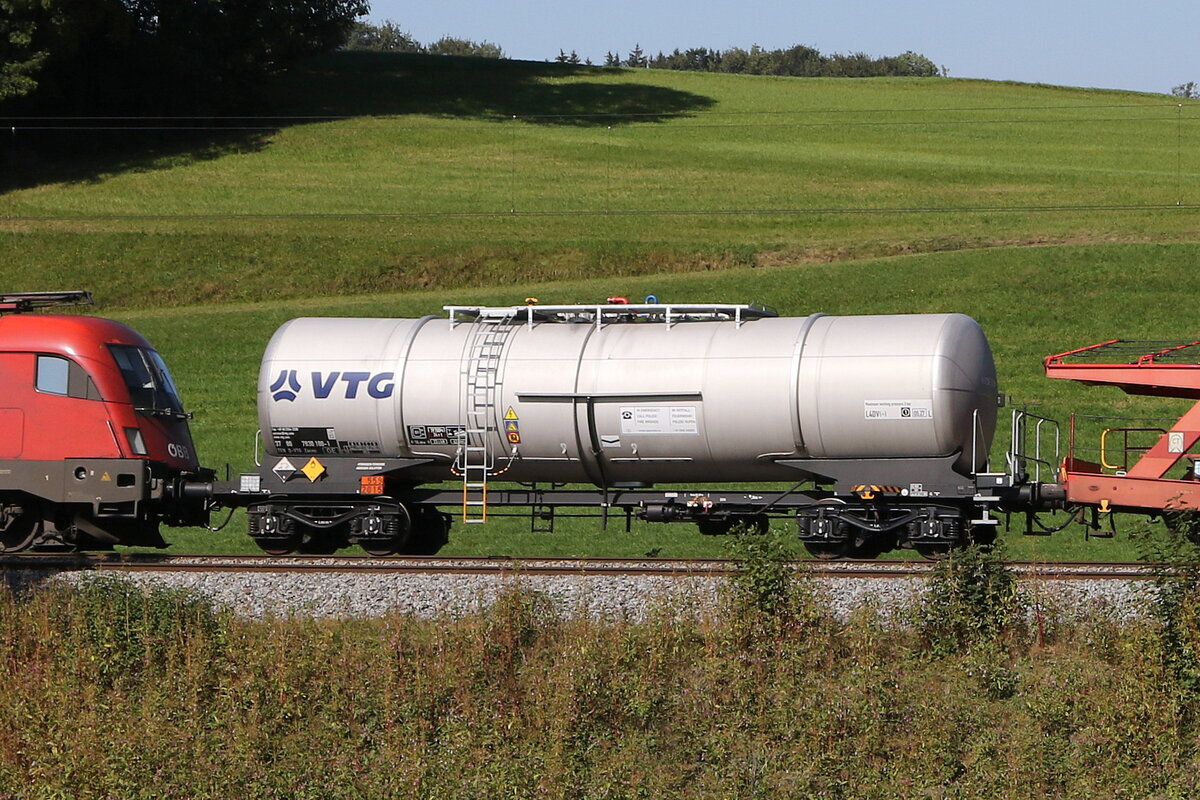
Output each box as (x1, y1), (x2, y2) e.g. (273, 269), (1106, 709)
(270, 369), (395, 402)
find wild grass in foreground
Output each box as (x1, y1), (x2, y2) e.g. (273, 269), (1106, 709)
(2, 539), (1199, 799)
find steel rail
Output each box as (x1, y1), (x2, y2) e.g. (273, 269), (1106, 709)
(0, 554), (1160, 580)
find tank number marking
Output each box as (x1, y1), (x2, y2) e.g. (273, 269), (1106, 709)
(407, 424), (465, 446)
(271, 426), (382, 456)
(864, 400), (933, 420)
(619, 405), (699, 435)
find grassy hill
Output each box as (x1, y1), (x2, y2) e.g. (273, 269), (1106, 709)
(2, 53), (1199, 557)
(2, 52), (1197, 309)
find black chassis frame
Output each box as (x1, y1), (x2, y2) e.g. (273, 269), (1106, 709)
(224, 452), (1000, 550)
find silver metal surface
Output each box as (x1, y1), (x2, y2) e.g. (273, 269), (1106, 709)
(257, 309), (998, 485)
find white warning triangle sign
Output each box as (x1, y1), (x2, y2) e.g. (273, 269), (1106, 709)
(273, 457), (298, 482)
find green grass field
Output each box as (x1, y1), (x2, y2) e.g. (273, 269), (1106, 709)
(3, 53), (1198, 309)
(3, 53), (1199, 559)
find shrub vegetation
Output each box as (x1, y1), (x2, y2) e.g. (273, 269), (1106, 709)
(2, 553), (1199, 798)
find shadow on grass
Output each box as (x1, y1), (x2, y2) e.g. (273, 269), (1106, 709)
(0, 52), (716, 194)
(277, 52), (716, 123)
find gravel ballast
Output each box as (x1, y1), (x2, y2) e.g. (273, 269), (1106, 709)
(27, 568), (1155, 622)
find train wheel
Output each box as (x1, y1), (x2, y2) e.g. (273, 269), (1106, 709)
(249, 509), (299, 555)
(358, 506), (412, 557)
(803, 540), (851, 560)
(256, 537), (300, 556)
(361, 540), (400, 557)
(914, 543), (954, 561)
(0, 508), (40, 553)
(798, 512), (853, 559)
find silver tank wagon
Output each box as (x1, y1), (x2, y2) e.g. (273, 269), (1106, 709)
(257, 305), (997, 486)
(239, 303), (1001, 557)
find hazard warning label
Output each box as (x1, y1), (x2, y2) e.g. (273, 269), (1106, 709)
(504, 407), (521, 444)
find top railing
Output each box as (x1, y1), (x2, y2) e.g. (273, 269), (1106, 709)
(1045, 339), (1200, 366)
(0, 291), (93, 314)
(444, 302), (778, 329)
(1044, 338), (1200, 400)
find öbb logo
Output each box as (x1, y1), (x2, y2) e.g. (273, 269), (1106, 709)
(270, 370), (395, 402)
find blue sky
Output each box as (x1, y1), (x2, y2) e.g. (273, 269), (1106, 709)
(366, 0), (1199, 95)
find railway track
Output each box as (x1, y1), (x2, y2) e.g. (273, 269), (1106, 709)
(0, 553), (1160, 580)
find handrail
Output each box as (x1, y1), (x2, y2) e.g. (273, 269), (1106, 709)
(1009, 408), (1060, 484)
(1099, 427), (1166, 471)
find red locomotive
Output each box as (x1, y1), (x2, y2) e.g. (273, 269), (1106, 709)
(0, 292), (211, 552)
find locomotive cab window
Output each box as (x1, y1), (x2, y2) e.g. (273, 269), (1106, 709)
(35, 355), (102, 400)
(108, 344), (184, 416)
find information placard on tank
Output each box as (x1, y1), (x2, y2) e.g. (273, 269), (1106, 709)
(271, 426), (381, 455)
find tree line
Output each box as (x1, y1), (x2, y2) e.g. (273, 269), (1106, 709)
(343, 21), (505, 59)
(598, 43), (943, 78)
(0, 0), (367, 114)
(345, 21), (942, 79)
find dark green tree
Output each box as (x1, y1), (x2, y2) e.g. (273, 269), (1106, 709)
(0, 0), (51, 101)
(343, 20), (421, 52)
(1, 0), (369, 113)
(427, 35), (504, 58)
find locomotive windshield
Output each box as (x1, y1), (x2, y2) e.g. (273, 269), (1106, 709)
(108, 344), (185, 417)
